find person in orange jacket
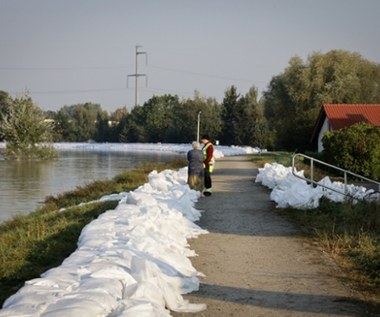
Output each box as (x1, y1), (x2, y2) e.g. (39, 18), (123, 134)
(201, 135), (215, 196)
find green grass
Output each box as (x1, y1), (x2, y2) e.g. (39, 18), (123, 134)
(252, 152), (380, 303)
(251, 151), (294, 167)
(282, 199), (380, 286)
(0, 158), (187, 306)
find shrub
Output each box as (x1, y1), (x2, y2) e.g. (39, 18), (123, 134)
(0, 92), (57, 160)
(322, 122), (380, 179)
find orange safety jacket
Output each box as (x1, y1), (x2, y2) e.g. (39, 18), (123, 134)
(202, 142), (215, 173)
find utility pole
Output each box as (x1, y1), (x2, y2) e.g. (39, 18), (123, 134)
(127, 45), (147, 107)
(197, 111), (201, 143)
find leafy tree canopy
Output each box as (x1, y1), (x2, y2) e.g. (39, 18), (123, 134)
(218, 86), (267, 147)
(53, 103), (104, 142)
(0, 92), (56, 160)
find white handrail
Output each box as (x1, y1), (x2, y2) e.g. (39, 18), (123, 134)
(292, 153), (380, 200)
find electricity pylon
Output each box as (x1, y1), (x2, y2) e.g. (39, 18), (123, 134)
(127, 45), (147, 107)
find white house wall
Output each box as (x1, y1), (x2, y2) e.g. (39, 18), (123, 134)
(318, 117), (330, 152)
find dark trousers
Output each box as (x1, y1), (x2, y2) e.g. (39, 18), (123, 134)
(204, 167), (212, 189)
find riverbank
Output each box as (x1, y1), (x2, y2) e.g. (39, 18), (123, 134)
(0, 159), (186, 307)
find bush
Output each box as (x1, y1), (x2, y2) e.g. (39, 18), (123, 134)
(0, 92), (57, 160)
(322, 122), (380, 179)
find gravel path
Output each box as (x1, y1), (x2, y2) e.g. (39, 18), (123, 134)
(172, 156), (378, 317)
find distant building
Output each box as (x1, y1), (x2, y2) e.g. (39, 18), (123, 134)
(108, 120), (119, 127)
(311, 104), (380, 152)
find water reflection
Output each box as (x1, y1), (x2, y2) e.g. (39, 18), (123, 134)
(0, 151), (181, 222)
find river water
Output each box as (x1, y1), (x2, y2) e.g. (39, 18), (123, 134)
(0, 150), (181, 222)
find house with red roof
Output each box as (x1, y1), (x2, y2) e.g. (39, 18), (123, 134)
(311, 104), (380, 152)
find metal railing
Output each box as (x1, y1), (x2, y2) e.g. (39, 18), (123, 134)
(291, 153), (380, 200)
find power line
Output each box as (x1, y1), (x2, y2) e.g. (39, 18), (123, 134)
(11, 84), (191, 96)
(0, 65), (132, 71)
(0, 63), (264, 83)
(11, 86), (203, 100)
(140, 86), (195, 96)
(11, 87), (128, 95)
(147, 63), (265, 83)
(4, 59), (267, 99)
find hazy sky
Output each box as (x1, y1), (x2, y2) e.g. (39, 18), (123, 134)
(1, 0), (379, 112)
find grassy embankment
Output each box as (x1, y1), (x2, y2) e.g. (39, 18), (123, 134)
(0, 159), (187, 307)
(252, 152), (380, 303)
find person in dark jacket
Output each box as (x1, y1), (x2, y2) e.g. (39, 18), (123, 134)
(187, 141), (204, 192)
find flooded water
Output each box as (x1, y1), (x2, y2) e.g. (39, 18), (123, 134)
(0, 150), (181, 222)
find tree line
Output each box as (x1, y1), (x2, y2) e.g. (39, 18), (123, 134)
(48, 87), (269, 147)
(1, 49), (380, 156)
(1, 88), (268, 148)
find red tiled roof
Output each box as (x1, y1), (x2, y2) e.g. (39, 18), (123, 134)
(310, 104), (380, 143)
(324, 104), (380, 130)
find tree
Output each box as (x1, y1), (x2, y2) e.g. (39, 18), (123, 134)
(143, 95), (179, 142)
(218, 85), (268, 146)
(0, 92), (57, 160)
(192, 94), (222, 143)
(164, 99), (196, 143)
(220, 86), (240, 145)
(322, 122), (380, 179)
(105, 107), (129, 142)
(0, 91), (12, 116)
(263, 50), (380, 151)
(119, 105), (147, 142)
(263, 56), (318, 150)
(118, 93), (222, 144)
(53, 108), (77, 141)
(53, 103), (104, 142)
(0, 91), (13, 142)
(94, 110), (110, 142)
(171, 93), (222, 143)
(236, 87), (268, 147)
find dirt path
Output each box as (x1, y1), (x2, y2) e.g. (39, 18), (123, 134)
(172, 156), (377, 317)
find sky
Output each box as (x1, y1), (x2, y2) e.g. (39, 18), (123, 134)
(1, 0), (379, 113)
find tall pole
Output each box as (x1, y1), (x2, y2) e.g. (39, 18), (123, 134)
(127, 45), (147, 107)
(197, 111), (201, 143)
(135, 46), (139, 107)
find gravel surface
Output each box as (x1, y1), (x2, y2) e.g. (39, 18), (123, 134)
(172, 156), (379, 317)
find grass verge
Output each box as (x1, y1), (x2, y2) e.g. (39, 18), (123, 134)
(251, 151), (294, 167)
(252, 153), (380, 304)
(280, 199), (380, 300)
(0, 158), (187, 306)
